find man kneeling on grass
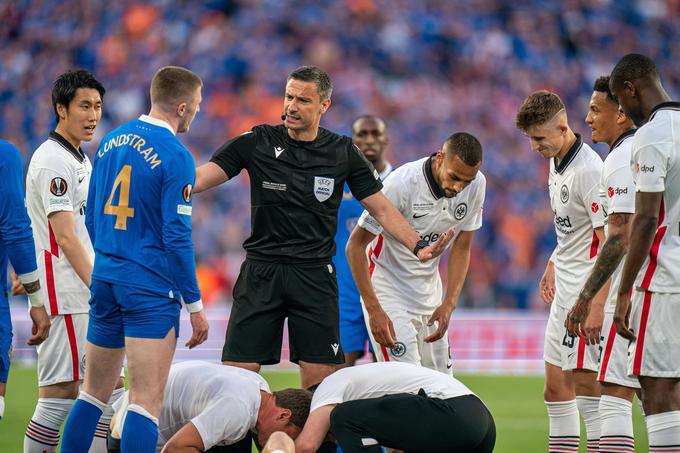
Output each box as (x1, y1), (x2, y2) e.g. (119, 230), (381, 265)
(109, 361), (311, 452)
(295, 362), (495, 453)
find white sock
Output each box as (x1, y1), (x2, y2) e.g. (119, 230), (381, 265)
(577, 396), (600, 453)
(647, 411), (680, 452)
(599, 395), (634, 453)
(89, 387), (125, 453)
(0, 395), (4, 420)
(546, 400), (580, 452)
(24, 397), (74, 453)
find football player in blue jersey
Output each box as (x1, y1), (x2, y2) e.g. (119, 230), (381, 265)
(60, 66), (209, 452)
(333, 115), (392, 367)
(0, 139), (50, 420)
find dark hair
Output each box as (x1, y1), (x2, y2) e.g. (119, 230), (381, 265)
(593, 76), (616, 103)
(444, 132), (483, 166)
(515, 90), (566, 131)
(52, 70), (105, 124)
(610, 53), (659, 88)
(287, 66), (333, 100)
(352, 114), (387, 131)
(150, 66), (203, 111)
(273, 388), (313, 429)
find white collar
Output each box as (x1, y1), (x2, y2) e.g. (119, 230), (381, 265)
(138, 114), (176, 135)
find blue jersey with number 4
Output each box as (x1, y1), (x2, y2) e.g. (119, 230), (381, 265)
(86, 117), (201, 304)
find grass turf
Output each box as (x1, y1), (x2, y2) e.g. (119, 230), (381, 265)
(0, 365), (648, 452)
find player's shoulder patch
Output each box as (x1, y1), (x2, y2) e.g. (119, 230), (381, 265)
(182, 184), (193, 203)
(50, 177), (68, 196)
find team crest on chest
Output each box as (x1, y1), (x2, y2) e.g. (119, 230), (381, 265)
(454, 203), (468, 220)
(313, 176), (334, 202)
(560, 184), (569, 204)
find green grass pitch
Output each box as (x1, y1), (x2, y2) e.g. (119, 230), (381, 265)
(0, 365), (648, 452)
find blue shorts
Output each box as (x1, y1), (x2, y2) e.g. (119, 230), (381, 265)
(87, 279), (181, 349)
(338, 296), (372, 355)
(0, 300), (12, 383)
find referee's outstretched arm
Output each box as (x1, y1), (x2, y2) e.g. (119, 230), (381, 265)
(360, 191), (453, 261)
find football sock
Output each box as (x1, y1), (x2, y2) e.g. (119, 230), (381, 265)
(577, 396), (601, 453)
(89, 387), (125, 453)
(60, 392), (106, 453)
(599, 395), (634, 453)
(0, 395), (4, 420)
(24, 397), (74, 453)
(121, 404), (159, 453)
(647, 411), (680, 453)
(546, 400), (580, 452)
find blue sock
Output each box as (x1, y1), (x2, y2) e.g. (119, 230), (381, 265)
(121, 405), (158, 453)
(60, 396), (104, 453)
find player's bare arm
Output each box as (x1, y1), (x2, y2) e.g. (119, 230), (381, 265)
(425, 229), (472, 343)
(11, 272), (50, 345)
(360, 191), (453, 262)
(346, 225), (396, 347)
(48, 210), (93, 287)
(578, 226), (608, 345)
(193, 162), (230, 194)
(614, 191), (663, 340)
(566, 215), (631, 339)
(539, 258), (556, 304)
(262, 431), (296, 453)
(186, 309), (209, 349)
(161, 421), (204, 453)
(295, 406), (334, 453)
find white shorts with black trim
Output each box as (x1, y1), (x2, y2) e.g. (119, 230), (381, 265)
(544, 302), (599, 372)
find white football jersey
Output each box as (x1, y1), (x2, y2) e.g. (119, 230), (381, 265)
(357, 156), (485, 314)
(159, 362), (269, 449)
(26, 133), (93, 315)
(600, 130), (637, 311)
(549, 135), (605, 309)
(631, 102), (680, 292)
(311, 362), (473, 412)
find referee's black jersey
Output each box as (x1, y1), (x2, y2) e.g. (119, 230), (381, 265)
(210, 124), (382, 262)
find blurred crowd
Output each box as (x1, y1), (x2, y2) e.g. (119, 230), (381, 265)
(1, 0), (679, 309)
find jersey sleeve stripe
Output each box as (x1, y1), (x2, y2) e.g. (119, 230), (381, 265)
(633, 291), (653, 376)
(640, 198), (667, 291)
(64, 314), (80, 381)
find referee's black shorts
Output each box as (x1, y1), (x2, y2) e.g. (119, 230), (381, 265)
(222, 259), (344, 365)
(329, 391), (496, 453)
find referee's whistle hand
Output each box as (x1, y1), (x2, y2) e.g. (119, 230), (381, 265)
(186, 310), (209, 349)
(417, 228), (454, 262)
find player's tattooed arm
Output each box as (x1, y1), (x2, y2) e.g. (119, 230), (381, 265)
(22, 279), (41, 294)
(579, 213), (632, 301)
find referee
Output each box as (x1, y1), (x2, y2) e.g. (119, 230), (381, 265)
(195, 66), (452, 389)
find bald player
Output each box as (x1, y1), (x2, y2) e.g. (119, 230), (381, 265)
(333, 115), (392, 367)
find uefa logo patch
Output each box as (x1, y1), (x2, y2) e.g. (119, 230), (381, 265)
(313, 176), (334, 202)
(560, 184), (569, 204)
(50, 177), (68, 196)
(182, 184), (193, 203)
(390, 341), (407, 357)
(454, 203), (467, 220)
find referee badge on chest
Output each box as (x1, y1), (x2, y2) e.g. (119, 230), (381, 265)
(313, 176), (334, 202)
